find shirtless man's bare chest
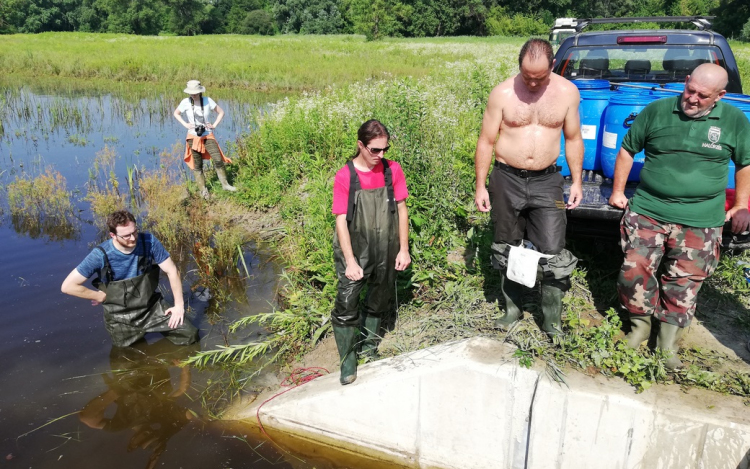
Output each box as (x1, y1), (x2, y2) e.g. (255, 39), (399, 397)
(495, 77), (573, 170)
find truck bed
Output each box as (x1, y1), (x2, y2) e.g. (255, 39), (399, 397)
(561, 174), (750, 249)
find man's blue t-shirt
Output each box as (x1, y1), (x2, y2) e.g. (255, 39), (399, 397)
(76, 233), (170, 281)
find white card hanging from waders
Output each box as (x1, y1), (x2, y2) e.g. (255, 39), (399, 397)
(506, 242), (553, 288)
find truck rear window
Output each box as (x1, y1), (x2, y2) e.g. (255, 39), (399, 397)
(555, 45), (725, 83)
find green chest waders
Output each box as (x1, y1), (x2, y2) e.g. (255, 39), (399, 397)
(93, 236), (199, 348)
(332, 159), (399, 384)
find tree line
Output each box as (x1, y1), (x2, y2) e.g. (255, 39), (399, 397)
(0, 0), (746, 40)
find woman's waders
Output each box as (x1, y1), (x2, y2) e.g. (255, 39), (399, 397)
(332, 159), (399, 385)
(93, 236), (199, 348)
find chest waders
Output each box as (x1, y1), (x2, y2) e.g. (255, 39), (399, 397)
(93, 235), (199, 348)
(332, 159), (399, 385)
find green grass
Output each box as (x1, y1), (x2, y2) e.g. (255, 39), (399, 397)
(0, 33), (525, 98)
(729, 41), (750, 93)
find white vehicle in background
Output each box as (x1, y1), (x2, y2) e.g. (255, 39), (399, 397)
(549, 18), (577, 45)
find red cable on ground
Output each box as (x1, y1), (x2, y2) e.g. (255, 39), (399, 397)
(256, 367), (330, 443)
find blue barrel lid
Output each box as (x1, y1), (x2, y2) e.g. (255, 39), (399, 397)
(609, 93), (654, 105)
(663, 82), (685, 91)
(640, 88), (677, 100)
(572, 79), (611, 90)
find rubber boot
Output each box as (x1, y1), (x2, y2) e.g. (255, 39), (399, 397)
(333, 325), (358, 385)
(216, 167), (237, 192)
(494, 274), (524, 330)
(657, 322), (685, 370)
(624, 314), (651, 349)
(360, 315), (382, 360)
(540, 282), (564, 337)
(193, 171), (209, 199)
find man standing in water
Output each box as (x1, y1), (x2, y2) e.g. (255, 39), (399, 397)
(61, 210), (199, 347)
(474, 39), (583, 337)
(609, 63), (750, 369)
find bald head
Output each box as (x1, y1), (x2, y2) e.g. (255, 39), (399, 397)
(681, 63), (728, 118)
(688, 63), (728, 94)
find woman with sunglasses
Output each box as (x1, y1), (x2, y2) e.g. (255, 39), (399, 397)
(173, 80), (235, 199)
(330, 119), (411, 385)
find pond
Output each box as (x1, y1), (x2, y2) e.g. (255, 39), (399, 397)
(0, 88), (328, 468)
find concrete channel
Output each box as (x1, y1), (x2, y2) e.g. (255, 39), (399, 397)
(234, 337), (750, 469)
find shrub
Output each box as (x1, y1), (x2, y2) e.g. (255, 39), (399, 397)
(240, 10), (276, 35)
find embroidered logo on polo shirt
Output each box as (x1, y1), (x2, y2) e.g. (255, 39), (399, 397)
(708, 126), (721, 143)
(702, 126), (723, 150)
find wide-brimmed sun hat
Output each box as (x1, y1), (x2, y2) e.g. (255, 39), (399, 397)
(184, 80), (206, 94)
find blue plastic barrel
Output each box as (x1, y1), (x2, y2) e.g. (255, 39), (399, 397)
(557, 80), (612, 174)
(579, 90), (611, 170)
(729, 160), (736, 189)
(663, 82), (685, 91)
(601, 93), (653, 181)
(724, 94), (750, 118)
(641, 87), (676, 101)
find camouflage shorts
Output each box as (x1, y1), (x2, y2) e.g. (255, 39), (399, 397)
(618, 207), (721, 327)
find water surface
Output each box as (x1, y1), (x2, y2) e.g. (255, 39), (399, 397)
(0, 89), (313, 468)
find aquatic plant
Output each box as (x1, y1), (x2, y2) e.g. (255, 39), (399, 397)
(67, 133), (88, 146)
(6, 168), (79, 241)
(86, 145), (127, 225)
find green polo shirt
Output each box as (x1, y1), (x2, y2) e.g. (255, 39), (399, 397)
(622, 96), (750, 227)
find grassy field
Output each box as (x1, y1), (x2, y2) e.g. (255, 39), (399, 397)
(0, 33), (525, 99)
(4, 32), (750, 400)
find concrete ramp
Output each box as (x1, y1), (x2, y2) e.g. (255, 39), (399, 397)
(240, 337), (750, 469)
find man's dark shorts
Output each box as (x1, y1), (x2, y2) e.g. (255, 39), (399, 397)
(488, 162), (567, 255)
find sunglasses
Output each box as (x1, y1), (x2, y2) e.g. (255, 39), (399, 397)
(366, 145), (391, 155)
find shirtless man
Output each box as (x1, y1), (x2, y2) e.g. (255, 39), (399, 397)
(474, 38), (583, 337)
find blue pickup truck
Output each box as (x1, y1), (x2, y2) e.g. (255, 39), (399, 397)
(551, 16), (750, 248)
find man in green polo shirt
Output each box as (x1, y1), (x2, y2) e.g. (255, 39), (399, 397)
(609, 63), (750, 369)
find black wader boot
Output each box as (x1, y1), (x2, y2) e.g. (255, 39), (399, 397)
(333, 325), (359, 385)
(494, 274), (524, 329)
(657, 322), (685, 370)
(624, 314), (652, 349)
(540, 280), (565, 337)
(360, 315), (382, 360)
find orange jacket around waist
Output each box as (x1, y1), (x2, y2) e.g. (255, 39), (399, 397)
(183, 133), (232, 170)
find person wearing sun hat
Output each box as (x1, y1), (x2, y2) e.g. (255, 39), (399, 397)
(173, 80), (236, 198)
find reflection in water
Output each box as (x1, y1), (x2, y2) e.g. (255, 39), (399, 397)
(6, 169), (80, 241)
(0, 88), (262, 144)
(79, 340), (200, 469)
